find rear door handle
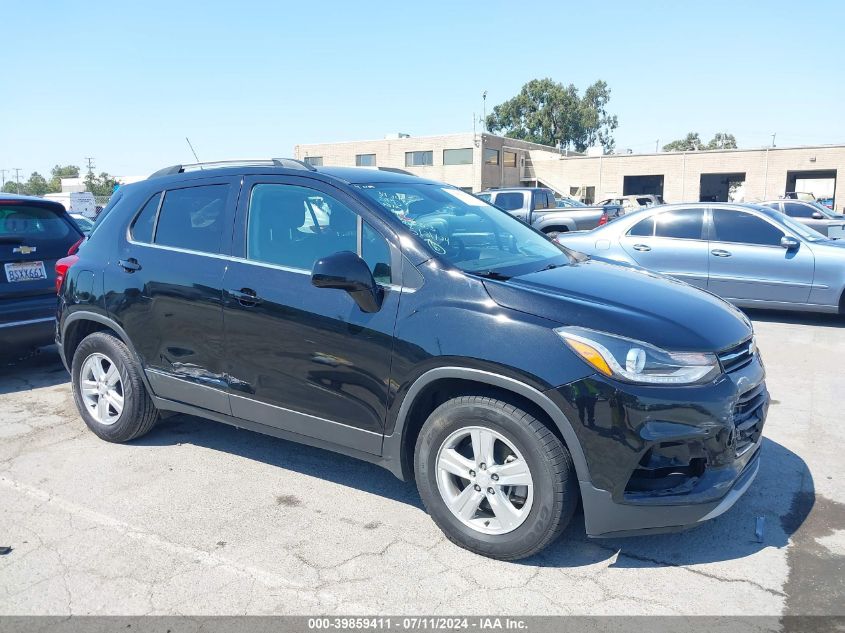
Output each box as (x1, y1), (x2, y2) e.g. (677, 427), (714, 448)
(228, 288), (262, 307)
(118, 258), (141, 272)
(711, 249), (732, 257)
(632, 243), (651, 252)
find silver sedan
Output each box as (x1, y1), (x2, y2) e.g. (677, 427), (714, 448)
(557, 202), (845, 314)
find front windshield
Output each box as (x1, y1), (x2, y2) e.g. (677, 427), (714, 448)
(355, 183), (570, 276)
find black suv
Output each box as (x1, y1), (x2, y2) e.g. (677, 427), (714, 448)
(2, 193), (83, 355)
(56, 159), (768, 560)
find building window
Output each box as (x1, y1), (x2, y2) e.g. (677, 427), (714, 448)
(405, 151), (433, 167)
(356, 154), (376, 167)
(304, 156), (323, 166)
(503, 151), (517, 168)
(443, 148), (473, 165)
(483, 148), (499, 165)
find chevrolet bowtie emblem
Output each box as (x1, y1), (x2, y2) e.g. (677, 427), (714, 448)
(13, 245), (36, 255)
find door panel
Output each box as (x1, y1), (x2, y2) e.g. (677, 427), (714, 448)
(106, 178), (239, 412)
(223, 176), (399, 447)
(619, 208), (709, 288)
(707, 208), (814, 303)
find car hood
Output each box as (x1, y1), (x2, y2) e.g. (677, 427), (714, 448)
(482, 259), (751, 352)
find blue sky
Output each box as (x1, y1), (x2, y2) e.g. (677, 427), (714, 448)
(2, 0), (844, 179)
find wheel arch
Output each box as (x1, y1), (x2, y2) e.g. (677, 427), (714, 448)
(61, 311), (153, 393)
(383, 367), (590, 486)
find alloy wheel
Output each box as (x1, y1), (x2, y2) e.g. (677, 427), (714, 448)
(435, 426), (534, 535)
(79, 353), (124, 426)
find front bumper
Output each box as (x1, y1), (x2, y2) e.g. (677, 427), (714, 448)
(546, 353), (768, 537)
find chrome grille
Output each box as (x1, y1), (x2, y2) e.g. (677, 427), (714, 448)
(718, 338), (755, 373)
(732, 383), (767, 456)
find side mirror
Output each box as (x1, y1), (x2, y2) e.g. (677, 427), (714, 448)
(311, 251), (382, 313)
(812, 211), (824, 219)
(780, 236), (800, 250)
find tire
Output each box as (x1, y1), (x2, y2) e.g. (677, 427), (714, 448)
(71, 331), (159, 443)
(414, 396), (578, 560)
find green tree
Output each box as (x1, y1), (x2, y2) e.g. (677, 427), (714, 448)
(706, 133), (737, 150)
(485, 78), (618, 153)
(25, 172), (50, 196)
(85, 171), (118, 197)
(1, 181), (24, 194)
(663, 132), (704, 152)
(49, 164), (81, 192)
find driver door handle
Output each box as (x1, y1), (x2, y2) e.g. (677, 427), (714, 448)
(228, 288), (262, 307)
(711, 249), (732, 257)
(632, 243), (651, 252)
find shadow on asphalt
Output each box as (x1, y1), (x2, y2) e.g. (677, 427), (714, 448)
(0, 345), (69, 395)
(744, 308), (845, 328)
(138, 412), (425, 509)
(140, 412), (813, 569)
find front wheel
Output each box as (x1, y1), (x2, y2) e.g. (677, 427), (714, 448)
(414, 396), (578, 560)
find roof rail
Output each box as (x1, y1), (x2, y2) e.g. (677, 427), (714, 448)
(148, 158), (316, 179)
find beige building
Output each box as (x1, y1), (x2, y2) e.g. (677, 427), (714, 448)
(295, 134), (844, 212)
(294, 132), (575, 192)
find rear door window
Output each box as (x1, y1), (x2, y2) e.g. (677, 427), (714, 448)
(654, 208), (704, 239)
(155, 185), (230, 254)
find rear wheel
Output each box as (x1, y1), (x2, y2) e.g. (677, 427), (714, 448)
(71, 332), (159, 442)
(414, 396), (578, 560)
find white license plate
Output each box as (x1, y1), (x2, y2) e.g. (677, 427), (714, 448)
(828, 225), (845, 239)
(4, 261), (47, 283)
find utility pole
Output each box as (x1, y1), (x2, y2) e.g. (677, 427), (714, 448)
(0, 169), (7, 189)
(13, 168), (22, 194)
(85, 157), (95, 178)
(655, 139), (660, 153)
(482, 91), (488, 132)
(771, 133), (776, 148)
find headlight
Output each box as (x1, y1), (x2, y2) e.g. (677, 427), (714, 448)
(556, 326), (720, 385)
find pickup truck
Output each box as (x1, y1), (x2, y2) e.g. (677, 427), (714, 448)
(477, 187), (623, 237)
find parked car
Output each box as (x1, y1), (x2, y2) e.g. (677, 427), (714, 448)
(817, 197), (834, 210)
(595, 194), (665, 212)
(558, 202), (845, 313)
(556, 196), (625, 218)
(783, 191), (816, 201)
(69, 213), (95, 235)
(478, 187), (622, 235)
(760, 200), (845, 238)
(57, 160), (766, 560)
(1, 193), (84, 355)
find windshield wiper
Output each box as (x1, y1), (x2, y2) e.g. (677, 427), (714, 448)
(472, 270), (511, 281)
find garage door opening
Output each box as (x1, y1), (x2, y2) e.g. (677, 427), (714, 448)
(785, 169), (836, 207)
(700, 172), (747, 202)
(623, 175), (664, 197)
